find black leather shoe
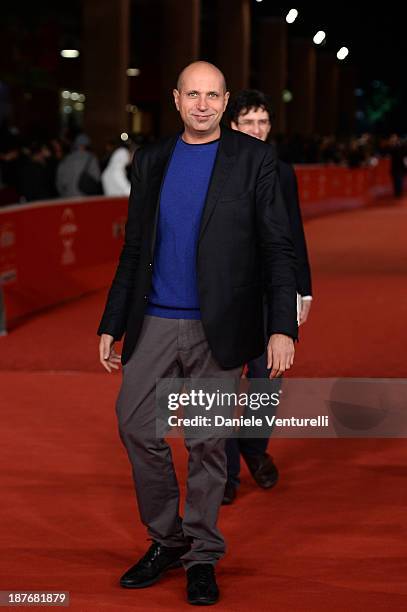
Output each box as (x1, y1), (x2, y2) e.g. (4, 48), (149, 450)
(221, 481), (236, 505)
(242, 453), (279, 489)
(187, 564), (219, 605)
(120, 540), (190, 588)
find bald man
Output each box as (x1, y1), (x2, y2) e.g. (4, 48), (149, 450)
(98, 61), (298, 606)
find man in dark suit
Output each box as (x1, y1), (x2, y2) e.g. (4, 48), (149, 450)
(223, 89), (313, 504)
(98, 63), (298, 606)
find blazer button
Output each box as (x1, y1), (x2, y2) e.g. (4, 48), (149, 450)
(144, 295), (148, 302)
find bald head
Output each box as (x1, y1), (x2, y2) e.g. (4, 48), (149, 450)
(173, 61), (229, 143)
(176, 61), (227, 94)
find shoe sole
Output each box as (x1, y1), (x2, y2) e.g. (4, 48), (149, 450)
(188, 596), (219, 606)
(257, 475), (279, 489)
(120, 560), (183, 589)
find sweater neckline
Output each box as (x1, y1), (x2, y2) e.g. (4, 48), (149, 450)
(179, 136), (220, 147)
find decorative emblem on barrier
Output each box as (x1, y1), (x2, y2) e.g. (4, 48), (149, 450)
(60, 208), (78, 265)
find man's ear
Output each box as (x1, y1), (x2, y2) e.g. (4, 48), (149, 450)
(173, 89), (180, 111)
(223, 91), (230, 111)
(230, 121), (239, 132)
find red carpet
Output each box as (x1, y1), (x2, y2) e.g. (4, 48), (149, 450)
(1, 197), (406, 610)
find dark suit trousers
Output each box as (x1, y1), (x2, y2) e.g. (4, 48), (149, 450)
(225, 349), (280, 486)
(116, 315), (242, 568)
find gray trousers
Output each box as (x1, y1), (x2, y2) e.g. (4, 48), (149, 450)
(116, 315), (242, 568)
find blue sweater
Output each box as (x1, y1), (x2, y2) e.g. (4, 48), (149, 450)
(146, 137), (219, 319)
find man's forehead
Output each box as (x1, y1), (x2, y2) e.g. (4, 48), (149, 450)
(180, 69), (224, 92)
(240, 106), (269, 118)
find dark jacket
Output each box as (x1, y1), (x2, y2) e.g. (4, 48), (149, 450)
(278, 160), (312, 296)
(98, 127), (298, 367)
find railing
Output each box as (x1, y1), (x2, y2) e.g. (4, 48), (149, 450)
(295, 158), (391, 218)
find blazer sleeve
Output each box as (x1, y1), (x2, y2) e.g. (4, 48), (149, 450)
(97, 149), (143, 339)
(279, 161), (312, 296)
(255, 147), (298, 341)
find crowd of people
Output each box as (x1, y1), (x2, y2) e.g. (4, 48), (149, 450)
(0, 126), (405, 207)
(0, 130), (147, 207)
(276, 132), (405, 168)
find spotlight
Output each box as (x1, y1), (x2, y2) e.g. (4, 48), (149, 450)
(337, 47), (349, 60)
(313, 31), (326, 45)
(61, 50), (80, 59)
(286, 9), (298, 24)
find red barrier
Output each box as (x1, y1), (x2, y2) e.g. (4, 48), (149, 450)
(0, 197), (128, 323)
(0, 159), (392, 324)
(295, 158), (392, 218)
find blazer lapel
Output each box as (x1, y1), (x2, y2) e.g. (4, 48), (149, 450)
(198, 127), (236, 243)
(148, 128), (237, 256)
(149, 133), (180, 258)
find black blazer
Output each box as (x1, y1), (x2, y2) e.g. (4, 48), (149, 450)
(98, 127), (298, 368)
(278, 160), (312, 296)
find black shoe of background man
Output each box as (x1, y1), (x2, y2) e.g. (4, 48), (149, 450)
(187, 563), (219, 606)
(120, 540), (190, 588)
(242, 453), (279, 489)
(221, 481), (237, 505)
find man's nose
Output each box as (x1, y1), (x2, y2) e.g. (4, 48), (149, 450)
(196, 94), (208, 110)
(250, 127), (261, 138)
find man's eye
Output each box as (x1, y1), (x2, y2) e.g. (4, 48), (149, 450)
(187, 92), (198, 97)
(208, 93), (219, 98)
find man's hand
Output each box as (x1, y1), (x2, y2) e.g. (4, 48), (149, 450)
(99, 333), (121, 373)
(267, 334), (295, 378)
(299, 298), (312, 325)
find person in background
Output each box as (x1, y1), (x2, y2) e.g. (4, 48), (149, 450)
(100, 139), (116, 172)
(47, 138), (64, 198)
(101, 144), (131, 196)
(388, 134), (406, 198)
(223, 89), (313, 504)
(56, 133), (101, 198)
(0, 138), (22, 205)
(18, 141), (54, 202)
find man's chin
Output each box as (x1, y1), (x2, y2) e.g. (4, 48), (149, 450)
(183, 119), (220, 137)
(189, 124), (212, 134)
(190, 115), (216, 126)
